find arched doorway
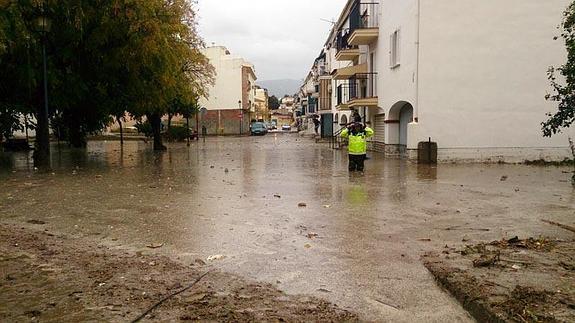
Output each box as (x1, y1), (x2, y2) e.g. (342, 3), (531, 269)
(399, 105), (413, 146)
(387, 101), (414, 154)
(340, 114), (348, 127)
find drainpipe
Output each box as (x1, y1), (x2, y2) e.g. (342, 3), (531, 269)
(415, 0), (421, 122)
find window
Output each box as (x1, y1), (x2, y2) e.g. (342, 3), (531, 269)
(390, 29), (401, 68)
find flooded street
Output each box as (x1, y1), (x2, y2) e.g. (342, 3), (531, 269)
(1, 135), (574, 322)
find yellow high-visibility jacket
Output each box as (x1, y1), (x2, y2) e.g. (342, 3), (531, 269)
(341, 127), (374, 155)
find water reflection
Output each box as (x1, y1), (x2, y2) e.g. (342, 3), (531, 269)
(417, 164), (438, 181)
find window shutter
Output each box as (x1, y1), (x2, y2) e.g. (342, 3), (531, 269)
(397, 30), (401, 64)
(389, 33), (394, 67)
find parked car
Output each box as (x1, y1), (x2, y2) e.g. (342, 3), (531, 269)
(250, 122), (268, 136)
(281, 124), (291, 131)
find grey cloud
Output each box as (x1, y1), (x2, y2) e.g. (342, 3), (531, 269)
(196, 0), (347, 80)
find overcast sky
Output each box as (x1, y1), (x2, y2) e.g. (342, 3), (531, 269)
(196, 0), (347, 82)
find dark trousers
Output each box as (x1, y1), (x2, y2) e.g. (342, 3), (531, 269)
(348, 154), (366, 172)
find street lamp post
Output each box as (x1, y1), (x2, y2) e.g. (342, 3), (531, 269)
(34, 7), (51, 168)
(238, 100), (243, 135)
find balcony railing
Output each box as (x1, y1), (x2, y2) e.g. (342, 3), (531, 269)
(336, 29), (355, 52)
(350, 1), (380, 34)
(337, 73), (378, 107)
(337, 84), (350, 107)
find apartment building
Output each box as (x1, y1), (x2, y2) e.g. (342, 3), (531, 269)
(254, 87), (270, 122)
(315, 0), (575, 162)
(199, 46), (257, 135)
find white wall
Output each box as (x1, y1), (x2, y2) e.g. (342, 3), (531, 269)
(377, 0), (419, 146)
(379, 0), (419, 116)
(200, 46), (245, 111)
(417, 0), (574, 153)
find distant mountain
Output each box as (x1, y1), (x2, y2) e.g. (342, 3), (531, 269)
(258, 79), (302, 97)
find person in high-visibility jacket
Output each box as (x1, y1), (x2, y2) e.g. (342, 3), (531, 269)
(340, 122), (374, 172)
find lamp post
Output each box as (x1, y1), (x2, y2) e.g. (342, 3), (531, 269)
(34, 6), (51, 168)
(238, 100), (243, 135)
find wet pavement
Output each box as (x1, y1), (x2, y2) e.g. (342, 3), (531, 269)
(1, 134), (574, 322)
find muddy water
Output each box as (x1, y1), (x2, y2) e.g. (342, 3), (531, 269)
(1, 135), (574, 322)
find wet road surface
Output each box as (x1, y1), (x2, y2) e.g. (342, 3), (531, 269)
(1, 135), (574, 321)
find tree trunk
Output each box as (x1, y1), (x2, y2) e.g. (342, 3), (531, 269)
(149, 113), (166, 151)
(186, 116), (190, 146)
(117, 117), (124, 146)
(69, 131), (86, 148)
(68, 120), (87, 148)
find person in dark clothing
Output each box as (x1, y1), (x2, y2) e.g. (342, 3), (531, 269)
(313, 117), (320, 135)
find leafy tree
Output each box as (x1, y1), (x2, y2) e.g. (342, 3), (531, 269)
(0, 0), (213, 158)
(111, 0), (213, 150)
(543, 2), (575, 137)
(268, 95), (280, 110)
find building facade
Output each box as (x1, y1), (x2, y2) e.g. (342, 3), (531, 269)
(199, 46), (257, 135)
(254, 87), (270, 122)
(307, 0), (575, 162)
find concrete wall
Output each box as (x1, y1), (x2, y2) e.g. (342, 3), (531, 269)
(199, 46), (257, 135)
(200, 46), (250, 111)
(378, 0), (575, 161)
(418, 0), (574, 158)
(378, 0), (419, 147)
(200, 109), (250, 136)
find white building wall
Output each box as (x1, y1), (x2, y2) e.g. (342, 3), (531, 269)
(379, 0), (419, 146)
(199, 46), (245, 111)
(379, 0), (574, 161)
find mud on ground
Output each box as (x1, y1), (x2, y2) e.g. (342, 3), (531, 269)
(423, 236), (575, 322)
(0, 224), (357, 322)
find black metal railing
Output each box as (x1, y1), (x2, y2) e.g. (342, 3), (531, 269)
(349, 73), (378, 100)
(336, 84), (350, 106)
(336, 29), (354, 52)
(331, 126), (349, 150)
(350, 1), (380, 34)
(337, 73), (378, 106)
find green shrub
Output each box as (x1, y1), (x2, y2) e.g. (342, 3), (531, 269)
(135, 121), (153, 138)
(166, 125), (191, 141)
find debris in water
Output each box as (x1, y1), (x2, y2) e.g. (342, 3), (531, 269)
(146, 243), (164, 249)
(306, 233), (319, 239)
(500, 175), (508, 181)
(304, 244), (312, 249)
(323, 205), (331, 208)
(192, 259), (206, 266)
(224, 168), (229, 173)
(511, 264), (521, 270)
(27, 220), (46, 225)
(418, 238), (431, 242)
(473, 252), (500, 267)
(207, 254), (226, 261)
(298, 202), (307, 208)
(274, 194), (281, 198)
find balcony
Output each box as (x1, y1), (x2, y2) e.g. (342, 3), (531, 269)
(336, 73), (378, 110)
(332, 63), (367, 80)
(348, 1), (379, 46)
(335, 29), (360, 62)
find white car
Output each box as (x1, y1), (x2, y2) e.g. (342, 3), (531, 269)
(281, 124), (291, 131)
